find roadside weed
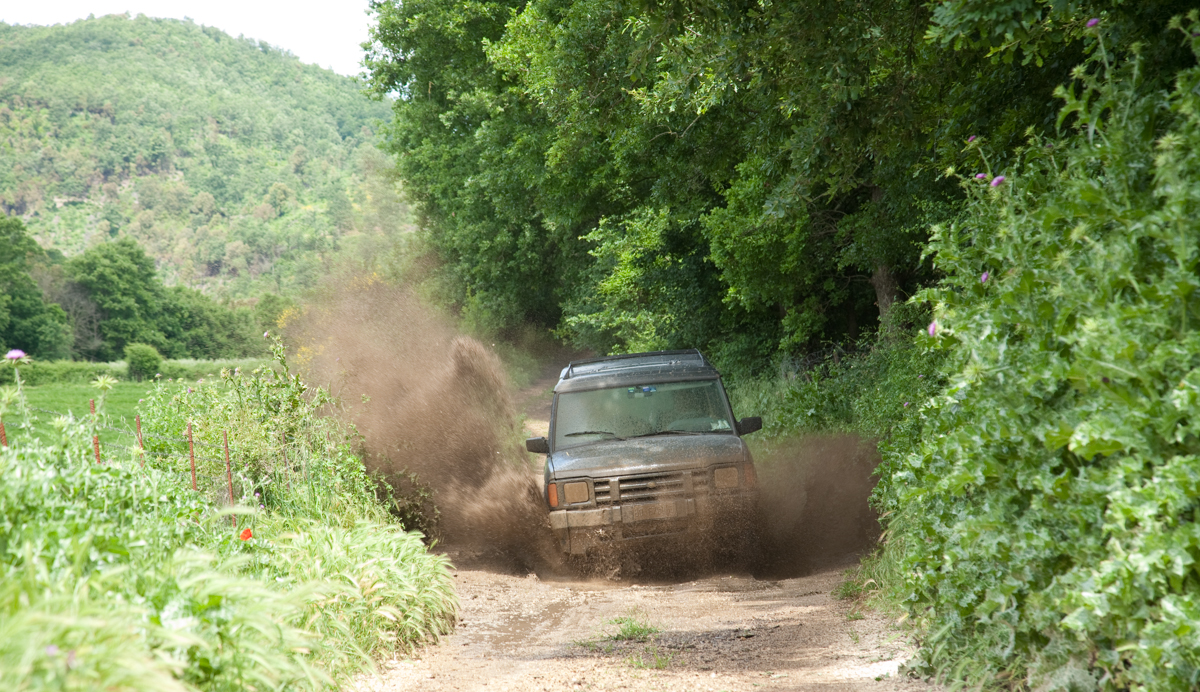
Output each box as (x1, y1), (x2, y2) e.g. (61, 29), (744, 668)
(606, 613), (660, 642)
(627, 645), (672, 670)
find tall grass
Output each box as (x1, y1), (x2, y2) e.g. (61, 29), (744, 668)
(0, 341), (456, 691)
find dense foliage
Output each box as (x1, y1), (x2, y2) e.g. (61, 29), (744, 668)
(2, 217), (264, 360)
(869, 19), (1200, 688)
(0, 342), (456, 690)
(365, 0), (1147, 371)
(0, 14), (403, 299)
(0, 216), (72, 359)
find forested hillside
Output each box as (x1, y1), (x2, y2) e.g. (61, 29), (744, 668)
(0, 14), (400, 299)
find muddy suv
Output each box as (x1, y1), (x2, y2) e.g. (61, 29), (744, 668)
(525, 350), (762, 556)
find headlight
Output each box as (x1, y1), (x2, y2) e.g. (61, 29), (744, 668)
(714, 466), (739, 489)
(563, 481), (590, 504)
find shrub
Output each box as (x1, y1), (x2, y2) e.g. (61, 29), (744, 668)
(0, 358), (273, 386)
(726, 306), (946, 447)
(124, 342), (162, 380)
(878, 20), (1200, 689)
(0, 360), (124, 386)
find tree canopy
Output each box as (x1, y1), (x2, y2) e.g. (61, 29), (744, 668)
(0, 216), (72, 359)
(365, 0), (1186, 372)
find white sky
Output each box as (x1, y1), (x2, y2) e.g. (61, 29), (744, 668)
(0, 1), (376, 77)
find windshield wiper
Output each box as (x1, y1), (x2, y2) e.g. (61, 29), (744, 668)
(564, 430), (620, 438)
(626, 430), (708, 438)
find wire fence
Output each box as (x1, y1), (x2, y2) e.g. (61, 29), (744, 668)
(0, 397), (337, 528)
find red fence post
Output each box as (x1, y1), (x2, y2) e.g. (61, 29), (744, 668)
(136, 414), (145, 468)
(225, 429), (235, 528)
(0, 419), (6, 447)
(187, 422), (197, 492)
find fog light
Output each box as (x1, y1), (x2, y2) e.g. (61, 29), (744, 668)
(564, 481), (589, 504)
(547, 483), (559, 508)
(714, 466), (739, 489)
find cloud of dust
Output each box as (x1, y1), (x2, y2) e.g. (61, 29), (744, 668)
(290, 282), (880, 580)
(292, 281), (561, 572)
(752, 434), (882, 577)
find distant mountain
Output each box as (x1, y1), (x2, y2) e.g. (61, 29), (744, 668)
(0, 14), (405, 299)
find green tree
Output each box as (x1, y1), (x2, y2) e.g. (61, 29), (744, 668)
(64, 237), (167, 361)
(0, 215), (72, 359)
(159, 286), (263, 359)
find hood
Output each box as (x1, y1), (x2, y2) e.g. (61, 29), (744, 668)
(548, 434), (747, 479)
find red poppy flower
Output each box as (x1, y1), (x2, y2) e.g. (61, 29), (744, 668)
(239, 528), (253, 541)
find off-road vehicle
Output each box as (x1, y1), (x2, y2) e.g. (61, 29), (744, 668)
(525, 350), (762, 557)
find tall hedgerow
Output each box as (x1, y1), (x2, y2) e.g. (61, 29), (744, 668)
(879, 16), (1200, 689)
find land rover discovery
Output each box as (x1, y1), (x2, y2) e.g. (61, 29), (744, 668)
(525, 350), (762, 557)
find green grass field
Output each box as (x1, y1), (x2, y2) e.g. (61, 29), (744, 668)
(5, 382), (157, 447)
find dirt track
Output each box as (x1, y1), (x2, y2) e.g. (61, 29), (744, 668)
(352, 365), (939, 692)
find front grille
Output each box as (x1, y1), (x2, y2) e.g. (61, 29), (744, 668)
(593, 469), (711, 506)
(620, 470), (686, 503)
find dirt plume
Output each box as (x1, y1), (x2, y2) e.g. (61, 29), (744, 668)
(291, 283), (880, 580)
(752, 433), (882, 577)
(293, 282), (559, 571)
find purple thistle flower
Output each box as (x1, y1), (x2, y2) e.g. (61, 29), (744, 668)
(918, 374), (924, 379)
(975, 173), (988, 180)
(928, 321), (938, 337)
(5, 349), (26, 360)
(967, 135), (976, 143)
(981, 271), (990, 283)
(991, 176), (1006, 187)
(903, 402), (910, 408)
(1087, 18), (1100, 28)
(263, 331), (269, 338)
(187, 387), (193, 394)
(45, 645), (60, 656)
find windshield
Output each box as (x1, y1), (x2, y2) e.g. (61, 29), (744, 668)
(553, 379), (733, 450)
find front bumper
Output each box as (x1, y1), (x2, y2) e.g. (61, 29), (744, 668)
(548, 491), (756, 555)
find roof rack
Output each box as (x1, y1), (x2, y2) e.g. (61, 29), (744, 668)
(560, 349), (708, 380)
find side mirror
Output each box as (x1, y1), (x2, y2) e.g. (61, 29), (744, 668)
(736, 417), (762, 435)
(525, 436), (550, 454)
